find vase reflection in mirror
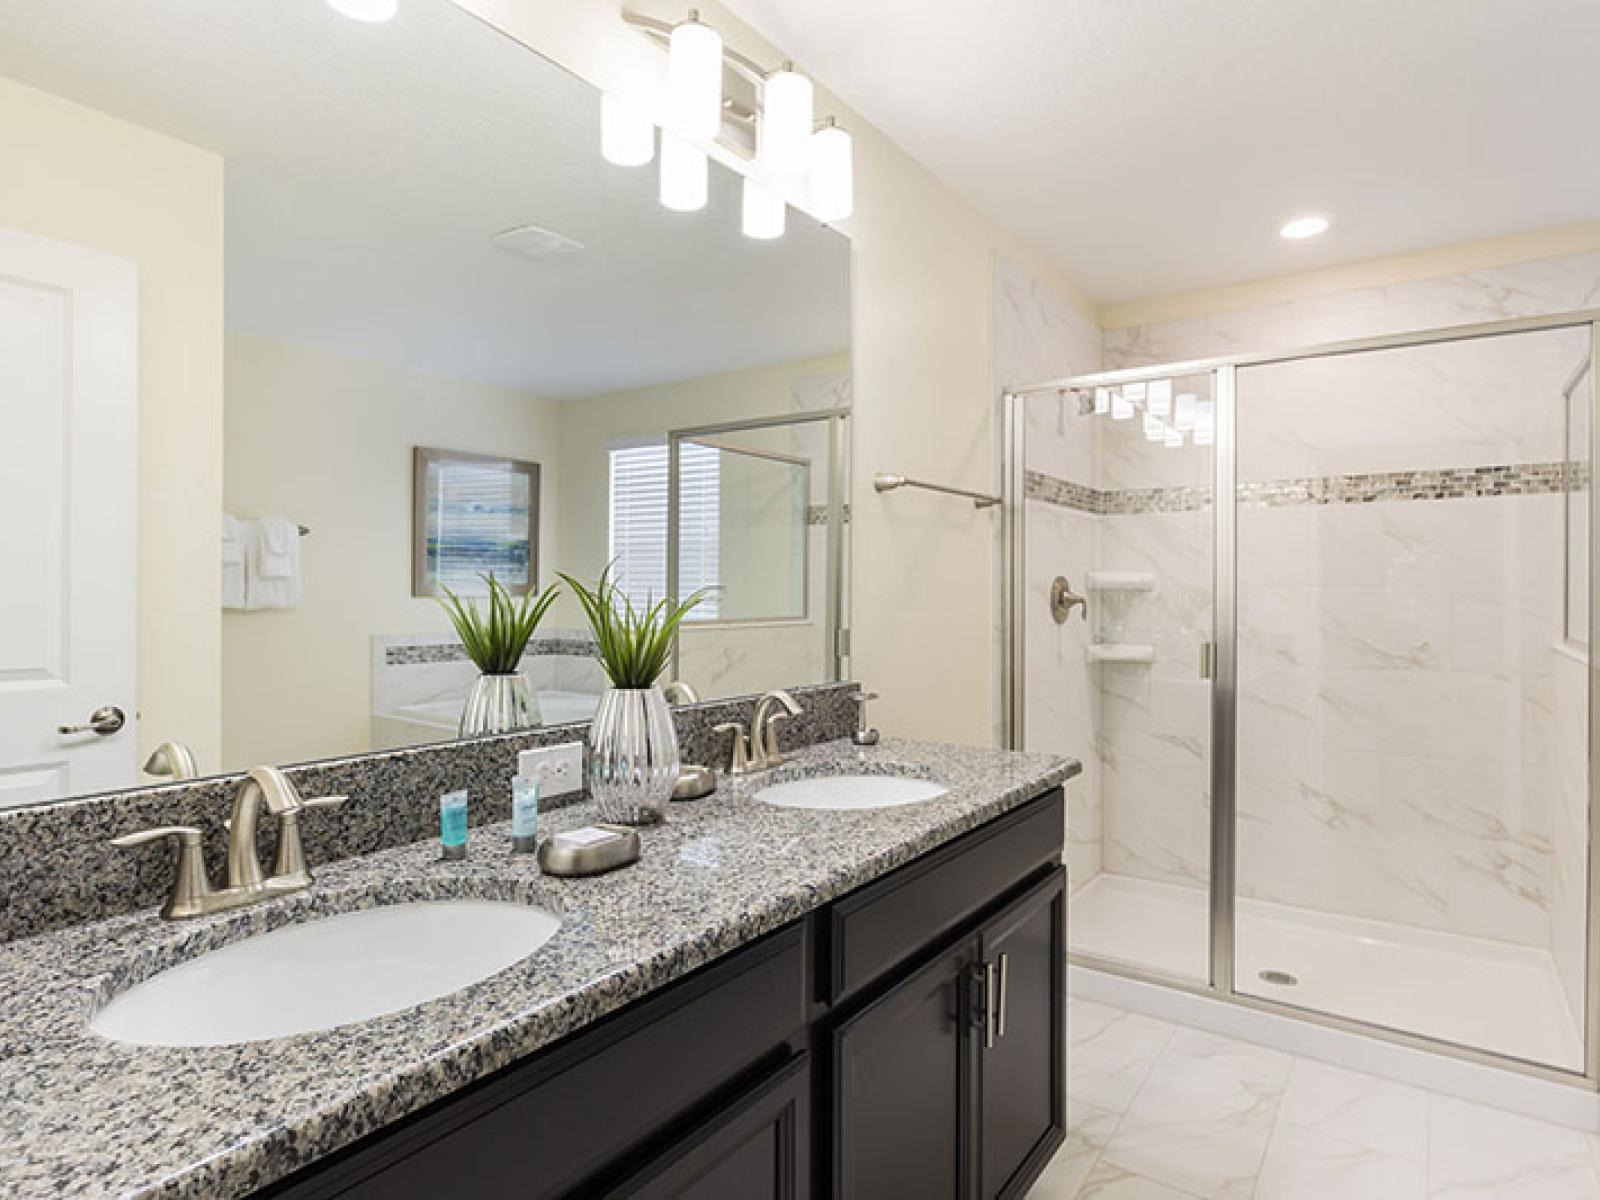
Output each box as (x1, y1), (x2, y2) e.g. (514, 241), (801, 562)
(459, 672), (541, 737)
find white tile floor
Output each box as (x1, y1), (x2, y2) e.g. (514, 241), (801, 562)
(1028, 998), (1600, 1199)
(1069, 873), (1583, 1071)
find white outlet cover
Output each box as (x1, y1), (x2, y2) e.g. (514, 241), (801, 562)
(518, 743), (584, 798)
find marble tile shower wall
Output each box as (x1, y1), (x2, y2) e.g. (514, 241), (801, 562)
(1085, 251), (1600, 999)
(994, 255), (1104, 890)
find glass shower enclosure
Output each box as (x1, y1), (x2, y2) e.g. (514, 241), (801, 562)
(1004, 311), (1600, 1083)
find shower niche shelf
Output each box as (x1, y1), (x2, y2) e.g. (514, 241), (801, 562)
(1086, 571), (1155, 592)
(1086, 643), (1155, 664)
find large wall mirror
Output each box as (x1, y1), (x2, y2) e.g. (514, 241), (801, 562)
(0, 0), (852, 807)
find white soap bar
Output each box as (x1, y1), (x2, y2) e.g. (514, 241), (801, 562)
(556, 827), (622, 848)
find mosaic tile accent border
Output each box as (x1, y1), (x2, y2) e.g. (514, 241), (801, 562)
(386, 636), (598, 667)
(1027, 461), (1590, 516)
(805, 502), (852, 526)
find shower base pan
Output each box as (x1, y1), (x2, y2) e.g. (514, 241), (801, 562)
(1069, 871), (1582, 1072)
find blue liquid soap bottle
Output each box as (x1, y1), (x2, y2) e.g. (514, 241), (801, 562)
(440, 789), (468, 861)
(511, 774), (539, 854)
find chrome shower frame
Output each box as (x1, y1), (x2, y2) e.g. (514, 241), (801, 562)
(1003, 307), (1600, 1090)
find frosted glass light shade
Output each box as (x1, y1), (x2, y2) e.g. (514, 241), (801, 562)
(809, 123), (854, 222)
(1148, 378), (1172, 417)
(1174, 392), (1197, 432)
(1194, 398), (1216, 445)
(1093, 387), (1110, 415)
(668, 17), (723, 141)
(761, 68), (814, 175)
(601, 93), (654, 167)
(1111, 388), (1133, 420)
(659, 135), (708, 212)
(1143, 412), (1165, 442)
(741, 176), (785, 239)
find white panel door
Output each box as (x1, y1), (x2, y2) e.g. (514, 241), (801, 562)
(0, 226), (137, 806)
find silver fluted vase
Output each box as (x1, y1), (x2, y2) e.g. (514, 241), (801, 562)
(459, 672), (540, 737)
(588, 686), (679, 825)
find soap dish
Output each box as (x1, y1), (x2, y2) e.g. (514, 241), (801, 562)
(537, 824), (641, 877)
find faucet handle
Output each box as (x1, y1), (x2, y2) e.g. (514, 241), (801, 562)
(269, 795), (346, 889)
(713, 722), (753, 775)
(851, 689), (881, 747)
(110, 826), (214, 919)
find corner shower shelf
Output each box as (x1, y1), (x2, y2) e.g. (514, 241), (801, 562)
(1086, 571), (1155, 592)
(1086, 643), (1155, 664)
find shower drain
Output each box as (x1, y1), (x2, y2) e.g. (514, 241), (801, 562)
(1258, 969), (1300, 987)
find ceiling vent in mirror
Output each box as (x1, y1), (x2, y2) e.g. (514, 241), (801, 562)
(491, 224), (586, 262)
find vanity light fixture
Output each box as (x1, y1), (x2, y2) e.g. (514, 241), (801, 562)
(809, 118), (854, 222)
(1111, 388), (1134, 420)
(667, 11), (723, 141)
(601, 93), (655, 167)
(659, 133), (709, 212)
(1279, 214), (1331, 240)
(741, 176), (786, 239)
(1093, 387), (1111, 415)
(1174, 392), (1197, 432)
(614, 9), (855, 236)
(326, 0), (398, 21)
(760, 64), (814, 177)
(1147, 378), (1173, 417)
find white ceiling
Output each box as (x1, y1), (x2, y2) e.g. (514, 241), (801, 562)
(725, 0), (1600, 306)
(0, 0), (850, 398)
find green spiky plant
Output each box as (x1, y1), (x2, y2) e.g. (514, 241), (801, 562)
(437, 572), (561, 675)
(559, 565), (711, 689)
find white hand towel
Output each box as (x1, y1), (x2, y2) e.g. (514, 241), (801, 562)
(256, 516), (298, 579)
(221, 514), (247, 610)
(244, 517), (302, 610)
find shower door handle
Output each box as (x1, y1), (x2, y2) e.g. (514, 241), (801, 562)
(1199, 642), (1216, 680)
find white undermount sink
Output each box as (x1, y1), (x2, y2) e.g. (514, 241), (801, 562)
(90, 899), (561, 1047)
(755, 774), (949, 811)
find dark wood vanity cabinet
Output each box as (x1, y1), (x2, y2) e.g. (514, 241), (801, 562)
(831, 867), (1066, 1200)
(262, 788), (1064, 1200)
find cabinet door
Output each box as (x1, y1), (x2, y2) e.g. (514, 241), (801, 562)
(610, 1055), (809, 1200)
(976, 867), (1066, 1200)
(831, 938), (976, 1200)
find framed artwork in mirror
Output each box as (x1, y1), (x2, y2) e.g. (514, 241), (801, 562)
(412, 447), (540, 597)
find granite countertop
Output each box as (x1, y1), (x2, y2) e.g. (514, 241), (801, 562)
(0, 738), (1076, 1199)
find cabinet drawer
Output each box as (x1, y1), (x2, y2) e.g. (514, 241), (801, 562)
(824, 789), (1062, 1005)
(608, 1054), (810, 1199)
(271, 924), (808, 1200)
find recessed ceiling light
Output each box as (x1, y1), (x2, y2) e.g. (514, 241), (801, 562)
(1279, 215), (1331, 240)
(327, 0), (398, 22)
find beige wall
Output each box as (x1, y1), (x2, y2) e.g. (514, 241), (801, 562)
(556, 352), (847, 700)
(223, 331), (562, 769)
(456, 0), (1093, 744)
(0, 75), (225, 772)
(555, 351), (848, 585)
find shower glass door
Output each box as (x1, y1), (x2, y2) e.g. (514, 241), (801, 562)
(1021, 372), (1217, 984)
(1231, 324), (1593, 1071)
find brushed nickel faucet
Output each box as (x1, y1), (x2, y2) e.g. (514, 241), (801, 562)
(712, 721), (756, 775)
(111, 766), (346, 919)
(751, 689), (803, 770)
(662, 681), (700, 705)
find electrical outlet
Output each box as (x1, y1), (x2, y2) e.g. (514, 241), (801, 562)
(519, 742), (584, 799)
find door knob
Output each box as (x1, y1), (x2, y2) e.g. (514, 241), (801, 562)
(58, 705), (127, 736)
